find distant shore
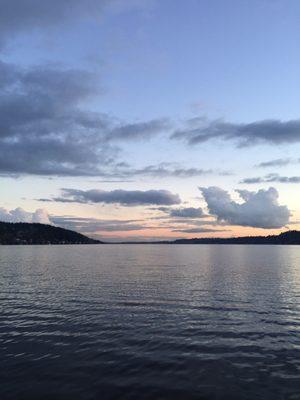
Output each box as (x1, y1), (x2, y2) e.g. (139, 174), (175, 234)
(1, 221), (300, 245)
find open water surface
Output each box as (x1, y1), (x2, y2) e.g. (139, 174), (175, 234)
(1, 244), (300, 399)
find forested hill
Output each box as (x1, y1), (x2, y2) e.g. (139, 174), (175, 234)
(0, 222), (102, 245)
(172, 230), (300, 245)
(1, 221), (299, 245)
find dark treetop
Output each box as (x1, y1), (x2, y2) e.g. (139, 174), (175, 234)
(170, 230), (300, 245)
(0, 222), (102, 245)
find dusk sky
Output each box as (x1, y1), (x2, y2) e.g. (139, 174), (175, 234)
(1, 0), (300, 241)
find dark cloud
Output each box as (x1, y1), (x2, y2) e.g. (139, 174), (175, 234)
(0, 60), (168, 176)
(256, 158), (292, 168)
(156, 207), (204, 218)
(240, 177), (264, 184)
(108, 119), (170, 141)
(113, 163), (215, 178)
(0, 1), (167, 177)
(169, 207), (204, 218)
(0, 60), (109, 176)
(200, 186), (290, 229)
(241, 174), (300, 184)
(172, 117), (300, 147)
(128, 165), (212, 177)
(0, 61), (100, 137)
(168, 218), (221, 226)
(46, 188), (181, 206)
(0, 136), (116, 176)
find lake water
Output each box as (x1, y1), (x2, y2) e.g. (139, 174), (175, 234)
(1, 244), (300, 399)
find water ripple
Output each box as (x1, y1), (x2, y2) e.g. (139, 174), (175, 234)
(1, 244), (300, 399)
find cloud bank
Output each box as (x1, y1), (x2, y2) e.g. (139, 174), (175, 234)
(51, 216), (152, 233)
(47, 188), (181, 206)
(0, 60), (169, 177)
(200, 186), (290, 229)
(241, 174), (300, 184)
(172, 227), (228, 234)
(173, 118), (300, 147)
(117, 164), (214, 178)
(0, 207), (51, 224)
(256, 158), (293, 168)
(156, 207), (204, 218)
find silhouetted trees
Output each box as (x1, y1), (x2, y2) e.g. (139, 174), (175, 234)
(0, 222), (102, 245)
(171, 230), (300, 245)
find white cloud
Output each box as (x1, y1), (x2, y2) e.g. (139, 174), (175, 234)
(200, 186), (290, 229)
(0, 207), (51, 224)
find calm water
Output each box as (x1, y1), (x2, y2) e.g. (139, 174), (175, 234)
(1, 245), (300, 400)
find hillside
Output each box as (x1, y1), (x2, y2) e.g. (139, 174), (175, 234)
(0, 222), (102, 245)
(171, 230), (300, 245)
(1, 222), (299, 245)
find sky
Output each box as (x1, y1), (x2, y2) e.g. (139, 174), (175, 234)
(1, 0), (300, 241)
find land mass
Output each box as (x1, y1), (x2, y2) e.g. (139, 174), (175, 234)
(0, 221), (300, 245)
(120, 230), (300, 245)
(169, 230), (300, 245)
(0, 221), (102, 245)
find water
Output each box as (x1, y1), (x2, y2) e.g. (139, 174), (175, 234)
(1, 244), (300, 400)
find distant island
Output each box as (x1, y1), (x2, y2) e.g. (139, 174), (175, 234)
(0, 221), (300, 245)
(169, 230), (300, 245)
(0, 222), (102, 245)
(120, 230), (300, 245)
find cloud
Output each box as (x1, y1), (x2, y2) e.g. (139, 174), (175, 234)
(156, 206), (204, 218)
(0, 60), (168, 176)
(0, 60), (109, 176)
(51, 214), (224, 236)
(172, 117), (300, 147)
(46, 209), (231, 237)
(98, 162), (232, 179)
(0, 1), (166, 177)
(169, 207), (204, 218)
(256, 158), (293, 168)
(50, 216), (152, 233)
(108, 119), (170, 141)
(90, 162), (227, 179)
(45, 188), (181, 206)
(241, 174), (300, 184)
(172, 227), (228, 233)
(120, 164), (213, 178)
(0, 207), (51, 224)
(200, 186), (290, 229)
(151, 167), (208, 178)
